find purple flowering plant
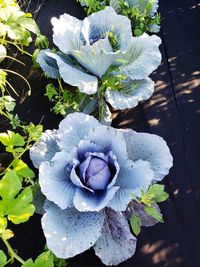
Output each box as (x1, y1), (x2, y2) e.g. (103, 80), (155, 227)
(30, 112), (173, 265)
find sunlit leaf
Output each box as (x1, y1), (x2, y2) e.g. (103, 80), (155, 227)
(22, 251), (54, 267)
(0, 216), (7, 233)
(0, 131), (25, 147)
(148, 184), (169, 202)
(144, 205), (164, 223)
(130, 214), (141, 236)
(0, 250), (7, 267)
(26, 123), (43, 142)
(12, 159), (35, 181)
(0, 170), (35, 224)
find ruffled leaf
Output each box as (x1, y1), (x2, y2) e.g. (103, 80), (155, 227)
(123, 130), (173, 182)
(71, 35), (121, 78)
(149, 0), (159, 16)
(85, 124), (128, 165)
(30, 130), (59, 168)
(42, 203), (104, 258)
(149, 24), (160, 33)
(57, 112), (99, 153)
(119, 34), (161, 80)
(107, 160), (153, 211)
(105, 78), (154, 109)
(37, 49), (60, 79)
(109, 0), (121, 12)
(81, 7), (132, 51)
(32, 182), (46, 215)
(39, 151), (76, 210)
(73, 186), (119, 212)
(93, 208), (137, 266)
(45, 51), (98, 94)
(52, 13), (83, 53)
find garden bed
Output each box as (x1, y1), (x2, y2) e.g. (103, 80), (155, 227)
(0, 0), (200, 267)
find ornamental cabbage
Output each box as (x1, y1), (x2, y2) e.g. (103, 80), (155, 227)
(30, 112), (173, 265)
(37, 7), (161, 112)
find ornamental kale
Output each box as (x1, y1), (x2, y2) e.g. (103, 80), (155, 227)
(30, 112), (173, 265)
(36, 7), (161, 116)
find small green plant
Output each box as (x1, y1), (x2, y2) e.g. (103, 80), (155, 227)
(45, 82), (88, 117)
(118, 0), (161, 36)
(130, 184), (169, 236)
(79, 0), (106, 14)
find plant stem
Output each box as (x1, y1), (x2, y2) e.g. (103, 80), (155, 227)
(58, 78), (64, 93)
(3, 55), (26, 66)
(0, 110), (10, 121)
(1, 237), (25, 265)
(5, 41), (32, 57)
(2, 69), (32, 95)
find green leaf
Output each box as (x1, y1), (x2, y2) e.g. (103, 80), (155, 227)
(54, 257), (68, 267)
(0, 216), (7, 233)
(47, 249), (68, 267)
(134, 28), (143, 36)
(148, 184), (169, 202)
(45, 84), (58, 101)
(0, 131), (25, 147)
(18, 16), (40, 35)
(6, 113), (21, 129)
(34, 251), (54, 267)
(26, 123), (43, 142)
(0, 250), (7, 267)
(4, 96), (16, 112)
(12, 159), (35, 181)
(0, 170), (35, 224)
(32, 49), (40, 68)
(144, 205), (164, 223)
(35, 35), (49, 49)
(22, 251), (54, 267)
(22, 259), (34, 267)
(130, 214), (141, 236)
(0, 133), (10, 146)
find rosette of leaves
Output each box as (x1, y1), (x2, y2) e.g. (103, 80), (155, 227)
(78, 0), (160, 35)
(37, 7), (161, 122)
(30, 112), (173, 265)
